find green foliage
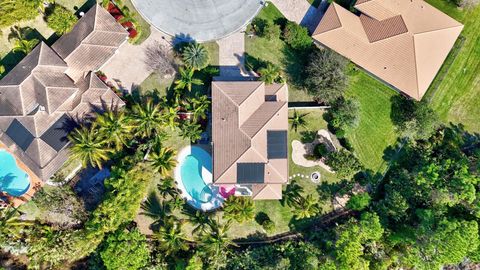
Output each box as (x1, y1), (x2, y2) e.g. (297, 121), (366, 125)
(263, 22), (281, 40)
(46, 4), (77, 34)
(293, 194), (320, 220)
(182, 42), (209, 70)
(313, 143), (329, 159)
(346, 193), (371, 211)
(12, 37), (39, 55)
(179, 121), (203, 143)
(282, 21), (312, 50)
(153, 221), (189, 256)
(328, 97), (360, 131)
(305, 49), (348, 104)
(0, 0), (40, 28)
(258, 62), (283, 84)
(68, 124), (113, 169)
(326, 149), (362, 179)
(149, 147), (177, 177)
(390, 95), (439, 140)
(100, 227), (150, 270)
(174, 67), (203, 92)
(223, 196), (255, 223)
(289, 109), (309, 132)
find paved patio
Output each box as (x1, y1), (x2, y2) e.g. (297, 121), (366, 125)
(269, 0), (320, 29)
(217, 31), (248, 77)
(131, 0), (263, 42)
(100, 28), (173, 92)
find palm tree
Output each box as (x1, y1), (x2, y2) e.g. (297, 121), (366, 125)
(223, 196), (255, 223)
(141, 191), (176, 228)
(96, 110), (133, 151)
(289, 109), (309, 133)
(149, 147), (177, 177)
(68, 124), (113, 168)
(157, 177), (178, 199)
(182, 207), (212, 235)
(131, 99), (164, 139)
(182, 42), (209, 70)
(198, 219), (236, 267)
(174, 67), (203, 92)
(12, 37), (39, 55)
(258, 63), (281, 84)
(162, 106), (179, 130)
(179, 121), (202, 143)
(187, 95), (210, 122)
(0, 207), (32, 240)
(153, 221), (189, 255)
(293, 194), (320, 220)
(282, 179), (304, 207)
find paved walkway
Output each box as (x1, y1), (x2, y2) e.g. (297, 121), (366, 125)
(217, 31), (249, 77)
(100, 28), (173, 92)
(269, 0), (318, 27)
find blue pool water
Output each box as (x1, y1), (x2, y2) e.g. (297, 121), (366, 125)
(0, 150), (30, 197)
(180, 147), (213, 203)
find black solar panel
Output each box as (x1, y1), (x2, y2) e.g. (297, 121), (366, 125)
(6, 119), (34, 151)
(267, 130), (287, 159)
(40, 114), (74, 152)
(237, 163), (265, 184)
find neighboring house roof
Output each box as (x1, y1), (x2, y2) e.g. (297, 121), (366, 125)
(0, 4), (126, 181)
(312, 0), (463, 100)
(52, 4), (128, 82)
(212, 81), (289, 200)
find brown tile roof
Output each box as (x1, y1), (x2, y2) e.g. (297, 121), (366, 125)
(312, 0), (463, 100)
(212, 81), (289, 199)
(0, 5), (127, 181)
(52, 4), (128, 82)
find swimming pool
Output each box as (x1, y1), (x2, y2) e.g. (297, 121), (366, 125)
(175, 146), (223, 211)
(0, 150), (30, 197)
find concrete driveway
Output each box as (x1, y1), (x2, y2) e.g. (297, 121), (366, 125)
(132, 0), (264, 42)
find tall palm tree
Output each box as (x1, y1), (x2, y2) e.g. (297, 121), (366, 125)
(293, 194), (320, 220)
(198, 219), (236, 266)
(223, 196), (255, 223)
(149, 147), (177, 177)
(96, 110), (133, 151)
(153, 221), (189, 255)
(131, 99), (164, 139)
(182, 42), (209, 70)
(0, 207), (32, 240)
(162, 106), (179, 130)
(179, 121), (202, 143)
(157, 177), (178, 199)
(182, 207), (212, 235)
(258, 63), (281, 84)
(141, 191), (176, 228)
(187, 95), (210, 122)
(289, 109), (309, 133)
(12, 37), (39, 55)
(282, 179), (304, 207)
(68, 124), (113, 168)
(174, 67), (203, 92)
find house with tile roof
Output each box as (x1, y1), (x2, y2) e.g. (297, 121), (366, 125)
(211, 80), (289, 200)
(0, 4), (127, 181)
(312, 0), (463, 100)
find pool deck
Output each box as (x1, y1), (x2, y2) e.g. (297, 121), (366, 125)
(0, 142), (43, 207)
(175, 145), (223, 211)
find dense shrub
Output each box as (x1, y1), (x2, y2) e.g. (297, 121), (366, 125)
(46, 5), (77, 34)
(305, 49), (348, 104)
(326, 149), (362, 179)
(314, 143), (329, 159)
(346, 193), (371, 211)
(328, 97), (360, 131)
(100, 227), (150, 270)
(283, 21), (312, 50)
(0, 0), (39, 29)
(264, 22), (281, 40)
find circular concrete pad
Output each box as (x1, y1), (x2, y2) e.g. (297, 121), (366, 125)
(132, 0), (264, 41)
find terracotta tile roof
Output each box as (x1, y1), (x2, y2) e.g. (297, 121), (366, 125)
(212, 81), (289, 199)
(52, 4), (128, 82)
(312, 0), (463, 100)
(252, 184), (283, 200)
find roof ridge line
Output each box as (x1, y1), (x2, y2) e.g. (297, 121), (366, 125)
(411, 34), (421, 99)
(238, 81), (264, 106)
(241, 101), (287, 139)
(412, 24), (463, 36)
(215, 141), (252, 182)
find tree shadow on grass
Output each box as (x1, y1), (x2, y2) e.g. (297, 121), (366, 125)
(281, 45), (311, 91)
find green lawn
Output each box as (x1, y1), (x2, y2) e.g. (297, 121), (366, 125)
(203, 41), (219, 66)
(423, 1), (480, 132)
(245, 4), (313, 102)
(344, 67), (399, 171)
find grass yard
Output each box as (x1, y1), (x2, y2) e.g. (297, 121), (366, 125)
(344, 67), (399, 171)
(423, 1), (480, 132)
(245, 4), (313, 102)
(203, 41), (220, 66)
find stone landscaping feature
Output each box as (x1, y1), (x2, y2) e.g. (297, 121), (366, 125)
(291, 129), (336, 173)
